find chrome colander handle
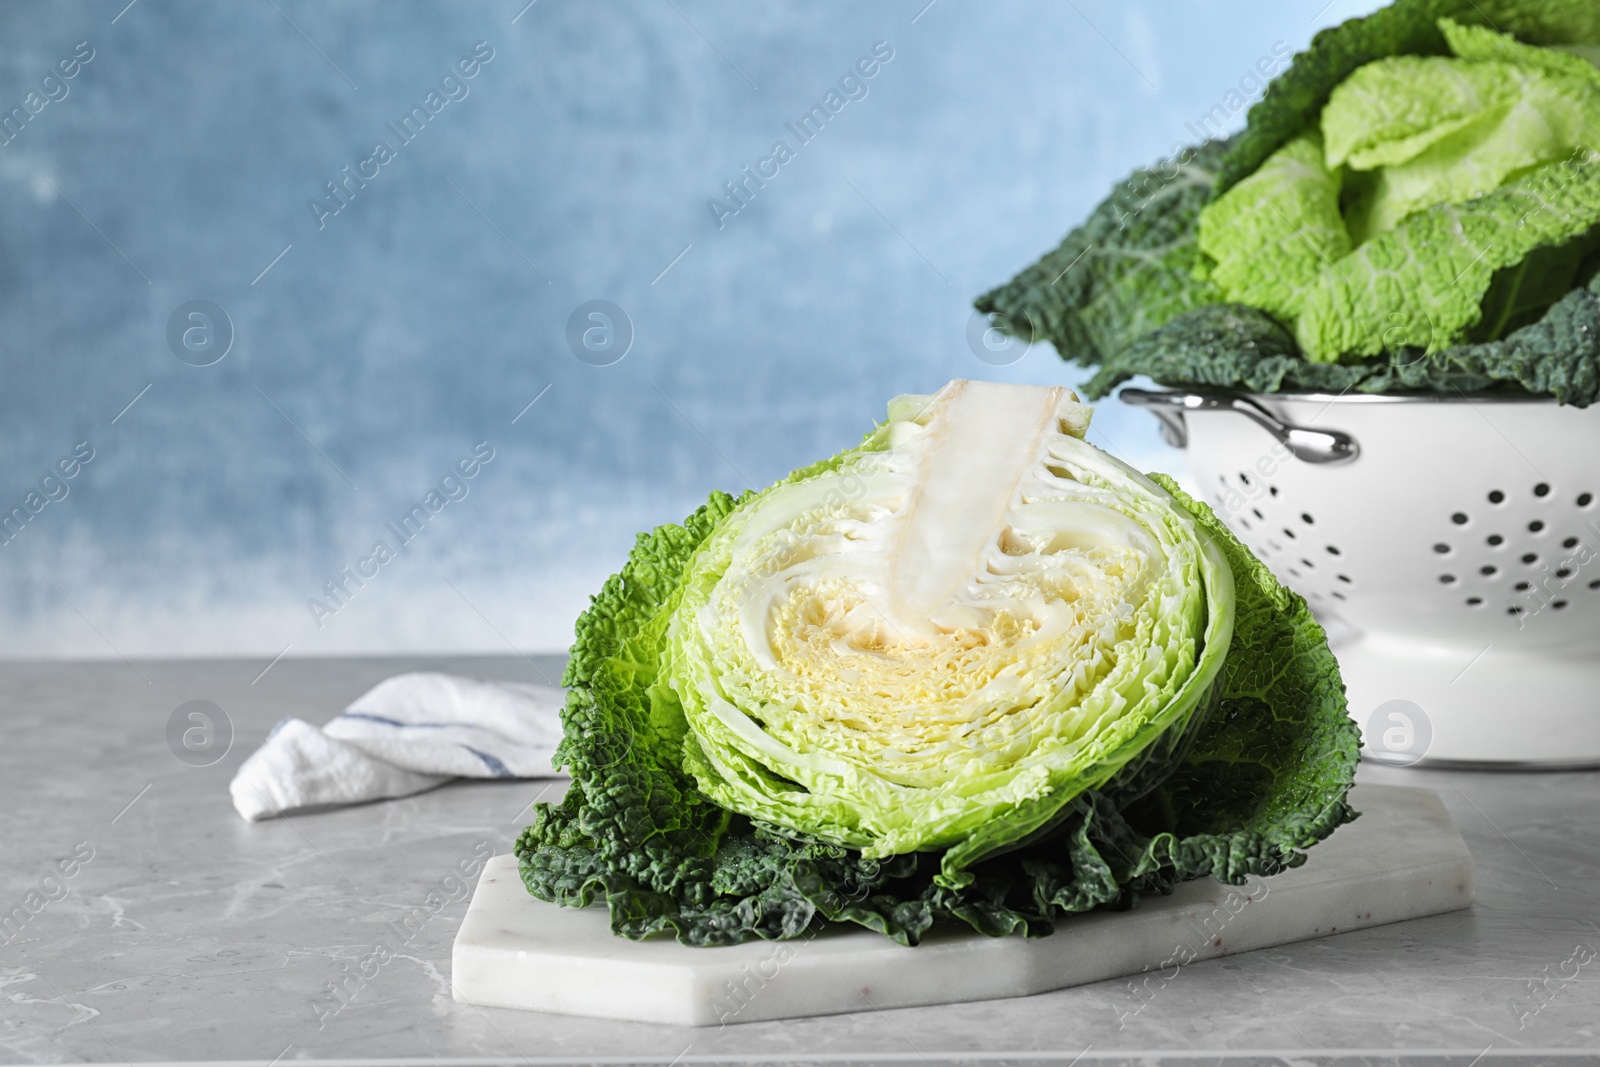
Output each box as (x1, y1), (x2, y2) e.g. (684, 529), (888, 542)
(1120, 389), (1360, 465)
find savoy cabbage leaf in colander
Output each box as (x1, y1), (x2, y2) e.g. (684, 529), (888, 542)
(516, 380), (1358, 946)
(976, 0), (1600, 403)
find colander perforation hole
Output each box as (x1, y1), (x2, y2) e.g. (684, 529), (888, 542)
(1331, 591), (1346, 600)
(1556, 568), (1573, 579)
(1515, 581), (1531, 591)
(1466, 596), (1483, 606)
(1481, 565), (1498, 576)
(1488, 490), (1505, 504)
(1439, 574), (1456, 584)
(1300, 558), (1315, 569)
(1590, 579), (1600, 590)
(1451, 512), (1469, 525)
(1336, 574), (1352, 584)
(1579, 492), (1594, 507)
(1553, 600), (1569, 610)
(1325, 545), (1341, 555)
(1507, 605), (1525, 616)
(1300, 513), (1314, 525)
(1268, 486), (1279, 497)
(1529, 520), (1546, 533)
(1534, 482), (1551, 497)
(1565, 537), (1580, 549)
(1522, 553), (1538, 564)
(1252, 508), (1264, 521)
(1487, 534), (1504, 546)
(1282, 527), (1297, 540)
(1433, 542), (1451, 554)
(1239, 472), (1251, 487)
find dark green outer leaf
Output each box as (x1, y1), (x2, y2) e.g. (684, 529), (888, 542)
(1080, 272), (1600, 405)
(973, 138), (1232, 370)
(1144, 476), (1360, 878)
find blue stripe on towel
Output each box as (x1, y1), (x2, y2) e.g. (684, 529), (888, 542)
(463, 746), (513, 778)
(336, 712), (460, 729)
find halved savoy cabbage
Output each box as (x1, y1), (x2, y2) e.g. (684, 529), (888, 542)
(517, 380), (1358, 945)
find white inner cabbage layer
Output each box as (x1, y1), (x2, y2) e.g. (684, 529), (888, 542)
(671, 380), (1219, 855)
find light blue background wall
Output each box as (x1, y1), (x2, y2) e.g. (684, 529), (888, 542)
(0, 0), (1382, 659)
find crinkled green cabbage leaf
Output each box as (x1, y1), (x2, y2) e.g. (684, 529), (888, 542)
(1196, 130), (1350, 323)
(1324, 35), (1600, 240)
(1217, 0), (1600, 192)
(516, 382), (1358, 946)
(1200, 20), (1600, 363)
(1295, 151), (1600, 360)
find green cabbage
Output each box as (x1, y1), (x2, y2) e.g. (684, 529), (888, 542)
(517, 381), (1359, 945)
(977, 0), (1600, 397)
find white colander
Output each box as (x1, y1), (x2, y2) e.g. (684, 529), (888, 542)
(1123, 388), (1600, 768)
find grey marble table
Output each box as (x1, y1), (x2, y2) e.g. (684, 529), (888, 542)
(1, 655), (1597, 1066)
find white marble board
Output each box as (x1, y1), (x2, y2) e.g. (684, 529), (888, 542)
(451, 783), (1473, 1026)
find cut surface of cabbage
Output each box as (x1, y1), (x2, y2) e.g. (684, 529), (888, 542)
(662, 379), (1234, 881)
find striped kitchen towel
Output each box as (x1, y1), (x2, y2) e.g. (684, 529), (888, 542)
(229, 672), (566, 821)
